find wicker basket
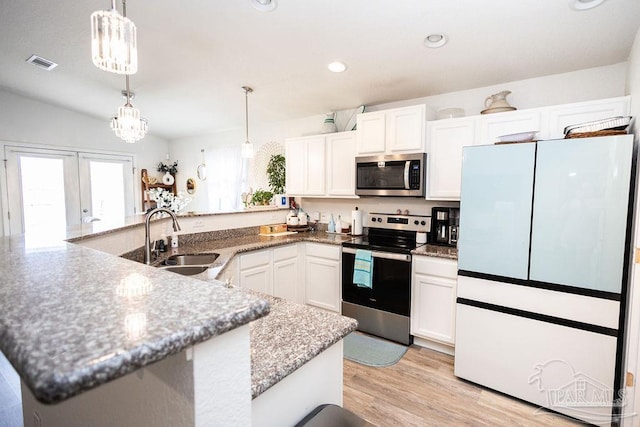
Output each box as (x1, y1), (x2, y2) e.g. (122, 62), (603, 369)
(565, 130), (628, 139)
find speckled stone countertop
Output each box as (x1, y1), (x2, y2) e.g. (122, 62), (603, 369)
(412, 244), (458, 260)
(247, 292), (357, 399)
(0, 235), (270, 404)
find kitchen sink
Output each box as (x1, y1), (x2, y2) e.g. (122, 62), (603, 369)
(162, 253), (219, 266)
(158, 265), (210, 276)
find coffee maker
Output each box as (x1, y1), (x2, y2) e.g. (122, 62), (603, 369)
(431, 207), (460, 247)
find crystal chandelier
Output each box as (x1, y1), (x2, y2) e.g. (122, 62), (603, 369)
(91, 0), (138, 75)
(111, 76), (148, 143)
(241, 86), (254, 159)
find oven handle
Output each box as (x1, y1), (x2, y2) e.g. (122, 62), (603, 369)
(342, 247), (411, 262)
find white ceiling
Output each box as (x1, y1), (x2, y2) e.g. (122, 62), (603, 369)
(1, 0), (639, 140)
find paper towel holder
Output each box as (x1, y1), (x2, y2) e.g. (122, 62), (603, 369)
(352, 206), (364, 236)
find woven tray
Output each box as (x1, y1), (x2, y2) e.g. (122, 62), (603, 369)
(287, 224), (310, 232)
(565, 130), (628, 139)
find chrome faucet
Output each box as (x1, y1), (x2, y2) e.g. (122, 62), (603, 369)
(144, 208), (181, 265)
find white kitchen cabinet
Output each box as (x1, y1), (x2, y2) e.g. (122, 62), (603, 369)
(356, 104), (426, 155)
(411, 255), (458, 353)
(239, 249), (272, 294)
(424, 96), (630, 201)
(546, 96), (630, 140)
(427, 118), (476, 199)
(273, 244), (303, 304)
(285, 135), (326, 196)
(285, 132), (356, 198)
(238, 244), (304, 304)
(326, 131), (356, 197)
(304, 243), (341, 312)
(477, 110), (541, 145)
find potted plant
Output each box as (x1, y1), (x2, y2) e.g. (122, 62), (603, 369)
(266, 154), (286, 195)
(251, 189), (274, 206)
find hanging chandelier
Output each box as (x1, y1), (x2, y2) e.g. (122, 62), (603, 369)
(242, 86), (254, 159)
(111, 76), (148, 143)
(91, 0), (138, 75)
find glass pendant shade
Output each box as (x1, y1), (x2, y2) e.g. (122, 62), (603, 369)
(91, 5), (138, 75)
(241, 140), (254, 158)
(111, 104), (148, 143)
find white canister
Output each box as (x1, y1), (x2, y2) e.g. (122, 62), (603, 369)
(288, 216), (299, 226)
(298, 212), (308, 226)
(416, 232), (427, 244)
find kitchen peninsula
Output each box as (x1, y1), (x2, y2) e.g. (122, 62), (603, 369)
(0, 209), (358, 426)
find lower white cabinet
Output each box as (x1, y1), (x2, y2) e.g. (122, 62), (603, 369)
(272, 245), (302, 303)
(238, 244), (303, 304)
(304, 243), (341, 312)
(411, 255), (458, 349)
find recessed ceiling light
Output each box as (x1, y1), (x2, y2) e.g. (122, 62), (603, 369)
(571, 0), (606, 10)
(250, 0), (277, 12)
(424, 34), (447, 48)
(328, 61), (347, 73)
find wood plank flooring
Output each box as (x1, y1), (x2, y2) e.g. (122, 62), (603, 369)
(343, 345), (584, 426)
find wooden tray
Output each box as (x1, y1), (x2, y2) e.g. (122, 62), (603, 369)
(287, 225), (310, 232)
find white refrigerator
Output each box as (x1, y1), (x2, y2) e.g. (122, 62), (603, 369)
(455, 135), (634, 425)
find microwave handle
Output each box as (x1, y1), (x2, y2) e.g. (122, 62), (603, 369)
(404, 161), (410, 189)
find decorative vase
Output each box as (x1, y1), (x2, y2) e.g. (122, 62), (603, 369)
(321, 112), (338, 134)
(162, 171), (175, 185)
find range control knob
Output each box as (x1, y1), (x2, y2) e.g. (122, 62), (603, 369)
(420, 221), (426, 225)
(414, 220), (419, 225)
(377, 217), (383, 222)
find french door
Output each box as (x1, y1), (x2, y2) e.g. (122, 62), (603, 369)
(4, 146), (134, 237)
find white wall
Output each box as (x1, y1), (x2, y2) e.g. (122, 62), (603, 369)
(0, 88), (171, 233)
(170, 63), (628, 216)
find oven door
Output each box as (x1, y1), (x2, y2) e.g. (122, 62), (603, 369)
(341, 247), (412, 316)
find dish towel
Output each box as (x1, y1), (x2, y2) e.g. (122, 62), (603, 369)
(353, 249), (373, 289)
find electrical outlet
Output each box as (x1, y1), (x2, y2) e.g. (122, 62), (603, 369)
(312, 211), (320, 221)
(320, 212), (328, 222)
(193, 219), (204, 228)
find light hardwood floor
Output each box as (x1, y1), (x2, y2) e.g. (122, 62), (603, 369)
(343, 345), (584, 426)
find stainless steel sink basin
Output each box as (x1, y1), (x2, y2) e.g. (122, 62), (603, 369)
(162, 253), (219, 266)
(159, 265), (210, 276)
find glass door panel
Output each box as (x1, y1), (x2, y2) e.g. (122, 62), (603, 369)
(5, 146), (80, 239)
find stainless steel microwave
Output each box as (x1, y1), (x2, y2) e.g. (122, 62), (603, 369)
(355, 153), (426, 197)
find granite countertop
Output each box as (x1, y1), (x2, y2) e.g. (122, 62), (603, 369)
(412, 244), (458, 260)
(247, 292), (357, 399)
(0, 235), (270, 404)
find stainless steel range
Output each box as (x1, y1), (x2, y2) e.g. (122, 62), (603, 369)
(342, 213), (431, 345)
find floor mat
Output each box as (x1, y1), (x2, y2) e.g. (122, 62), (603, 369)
(343, 332), (408, 367)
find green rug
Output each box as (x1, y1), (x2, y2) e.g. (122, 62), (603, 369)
(343, 332), (408, 367)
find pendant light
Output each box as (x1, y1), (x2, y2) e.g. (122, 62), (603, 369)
(91, 0), (138, 75)
(110, 76), (148, 143)
(241, 86), (255, 159)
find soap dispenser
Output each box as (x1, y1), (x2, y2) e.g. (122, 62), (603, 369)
(328, 214), (336, 233)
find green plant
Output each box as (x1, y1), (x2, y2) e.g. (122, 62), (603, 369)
(251, 189), (274, 205)
(266, 154), (286, 194)
(157, 161), (178, 175)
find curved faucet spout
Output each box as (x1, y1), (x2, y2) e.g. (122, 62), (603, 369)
(144, 208), (181, 265)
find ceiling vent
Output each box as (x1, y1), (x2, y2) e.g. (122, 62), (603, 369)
(25, 54), (58, 71)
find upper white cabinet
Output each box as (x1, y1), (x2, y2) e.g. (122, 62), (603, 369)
(426, 96), (630, 200)
(546, 97), (630, 140)
(285, 135), (326, 196)
(356, 104), (426, 155)
(286, 131), (357, 198)
(427, 119), (476, 199)
(477, 111), (542, 145)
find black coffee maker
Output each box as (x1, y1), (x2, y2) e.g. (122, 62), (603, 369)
(431, 207), (460, 247)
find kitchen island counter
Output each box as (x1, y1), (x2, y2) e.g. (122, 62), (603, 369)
(0, 235), (270, 405)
